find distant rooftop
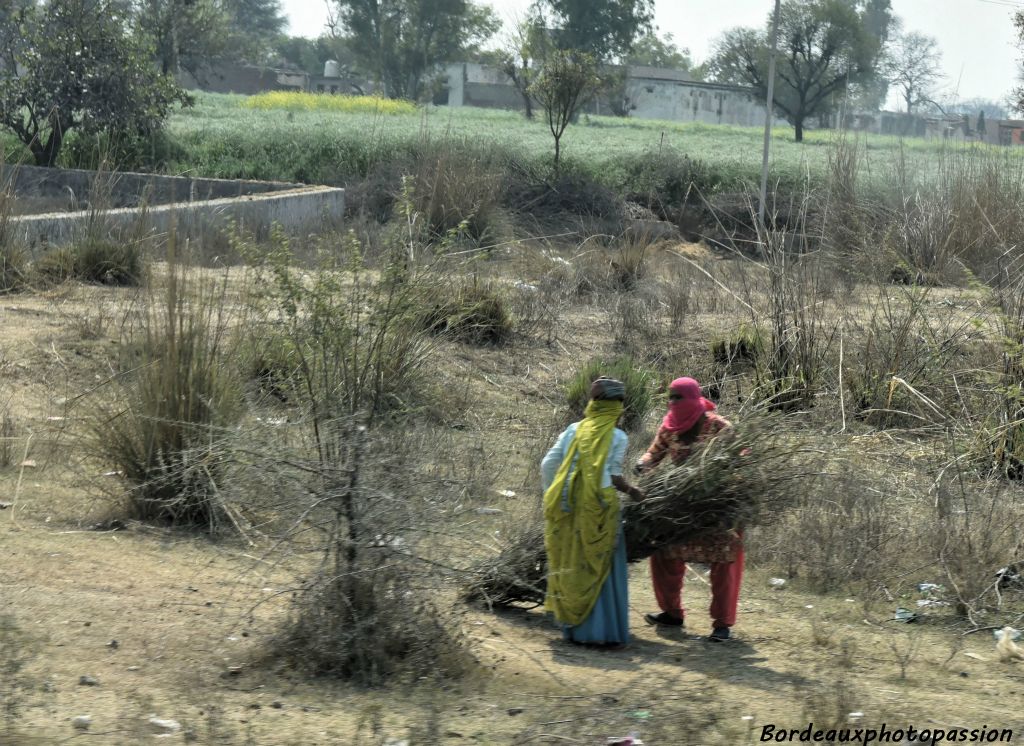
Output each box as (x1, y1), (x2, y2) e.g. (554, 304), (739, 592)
(627, 65), (692, 83)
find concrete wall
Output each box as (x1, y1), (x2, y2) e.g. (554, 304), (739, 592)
(444, 62), (524, 110)
(8, 186), (345, 249)
(626, 77), (770, 127)
(442, 61), (777, 127)
(2, 164), (304, 209)
(177, 62), (308, 95)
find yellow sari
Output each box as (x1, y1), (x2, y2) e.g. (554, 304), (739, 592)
(543, 399), (623, 626)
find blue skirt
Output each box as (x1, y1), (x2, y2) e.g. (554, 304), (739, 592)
(562, 526), (629, 645)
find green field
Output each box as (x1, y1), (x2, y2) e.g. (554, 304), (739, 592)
(161, 94), (1022, 196)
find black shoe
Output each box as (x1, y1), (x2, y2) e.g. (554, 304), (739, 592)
(644, 612), (684, 628)
(708, 627), (731, 642)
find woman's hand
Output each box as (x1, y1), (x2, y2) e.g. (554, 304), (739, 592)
(611, 475), (643, 501)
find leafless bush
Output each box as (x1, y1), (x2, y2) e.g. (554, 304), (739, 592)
(930, 469), (1024, 622)
(884, 194), (964, 285)
(765, 476), (904, 592)
(754, 212), (839, 412)
(242, 231), (475, 684)
(844, 286), (979, 429)
(569, 231), (661, 297)
(886, 629), (922, 680)
(979, 269), (1024, 477)
(822, 135), (870, 289)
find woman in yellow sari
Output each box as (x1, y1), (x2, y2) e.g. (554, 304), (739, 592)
(540, 378), (644, 647)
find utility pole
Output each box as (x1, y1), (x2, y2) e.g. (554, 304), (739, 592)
(758, 0), (782, 231)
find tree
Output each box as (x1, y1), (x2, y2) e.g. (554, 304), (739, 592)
(274, 35), (358, 79)
(625, 31), (692, 71)
(708, 0), (877, 142)
(333, 0), (500, 100)
(133, 0), (228, 76)
(529, 50), (599, 173)
(0, 0), (190, 167)
(533, 0), (654, 62)
(133, 0), (284, 76)
(498, 12), (551, 119)
(944, 97), (1008, 120)
(222, 0), (287, 62)
(883, 30), (942, 114)
(844, 0), (894, 111)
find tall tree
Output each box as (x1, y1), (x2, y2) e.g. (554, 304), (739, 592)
(845, 0), (894, 110)
(334, 0), (500, 100)
(0, 0), (190, 166)
(708, 0), (877, 141)
(134, 0), (228, 76)
(223, 0), (287, 61)
(134, 0), (285, 76)
(883, 30), (942, 114)
(498, 11), (551, 119)
(533, 0), (653, 62)
(625, 31), (692, 71)
(274, 35), (357, 78)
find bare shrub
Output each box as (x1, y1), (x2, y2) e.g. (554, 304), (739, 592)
(245, 231), (472, 683)
(502, 165), (623, 233)
(88, 241), (242, 529)
(822, 135), (870, 288)
(884, 194), (965, 285)
(980, 271), (1024, 477)
(886, 629), (922, 680)
(754, 215), (838, 412)
(930, 471), (1024, 622)
(844, 287), (978, 428)
(506, 278), (567, 346)
(0, 184), (27, 293)
(756, 465), (905, 592)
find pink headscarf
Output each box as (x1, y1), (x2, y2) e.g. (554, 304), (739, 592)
(662, 377), (716, 433)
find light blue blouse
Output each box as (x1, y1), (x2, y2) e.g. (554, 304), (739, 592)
(540, 422), (629, 493)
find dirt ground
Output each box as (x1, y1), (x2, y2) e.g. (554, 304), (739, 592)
(2, 265), (1024, 745)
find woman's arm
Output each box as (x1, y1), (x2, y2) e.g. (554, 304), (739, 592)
(635, 427), (669, 473)
(611, 474), (644, 501)
(540, 424), (575, 493)
(609, 430), (644, 500)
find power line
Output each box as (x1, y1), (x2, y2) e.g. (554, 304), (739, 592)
(974, 0), (1024, 8)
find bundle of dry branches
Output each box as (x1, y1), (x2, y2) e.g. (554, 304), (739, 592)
(464, 417), (816, 607)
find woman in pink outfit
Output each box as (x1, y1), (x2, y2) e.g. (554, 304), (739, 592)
(635, 377), (744, 642)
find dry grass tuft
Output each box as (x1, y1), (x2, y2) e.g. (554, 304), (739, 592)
(87, 243), (241, 529)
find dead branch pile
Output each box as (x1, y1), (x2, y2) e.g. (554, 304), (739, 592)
(464, 417), (816, 606)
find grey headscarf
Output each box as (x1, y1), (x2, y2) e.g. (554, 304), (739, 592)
(591, 377), (625, 401)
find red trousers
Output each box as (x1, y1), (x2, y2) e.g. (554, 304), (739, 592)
(649, 546), (744, 629)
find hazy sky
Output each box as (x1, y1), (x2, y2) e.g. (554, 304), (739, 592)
(281, 0), (1022, 106)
